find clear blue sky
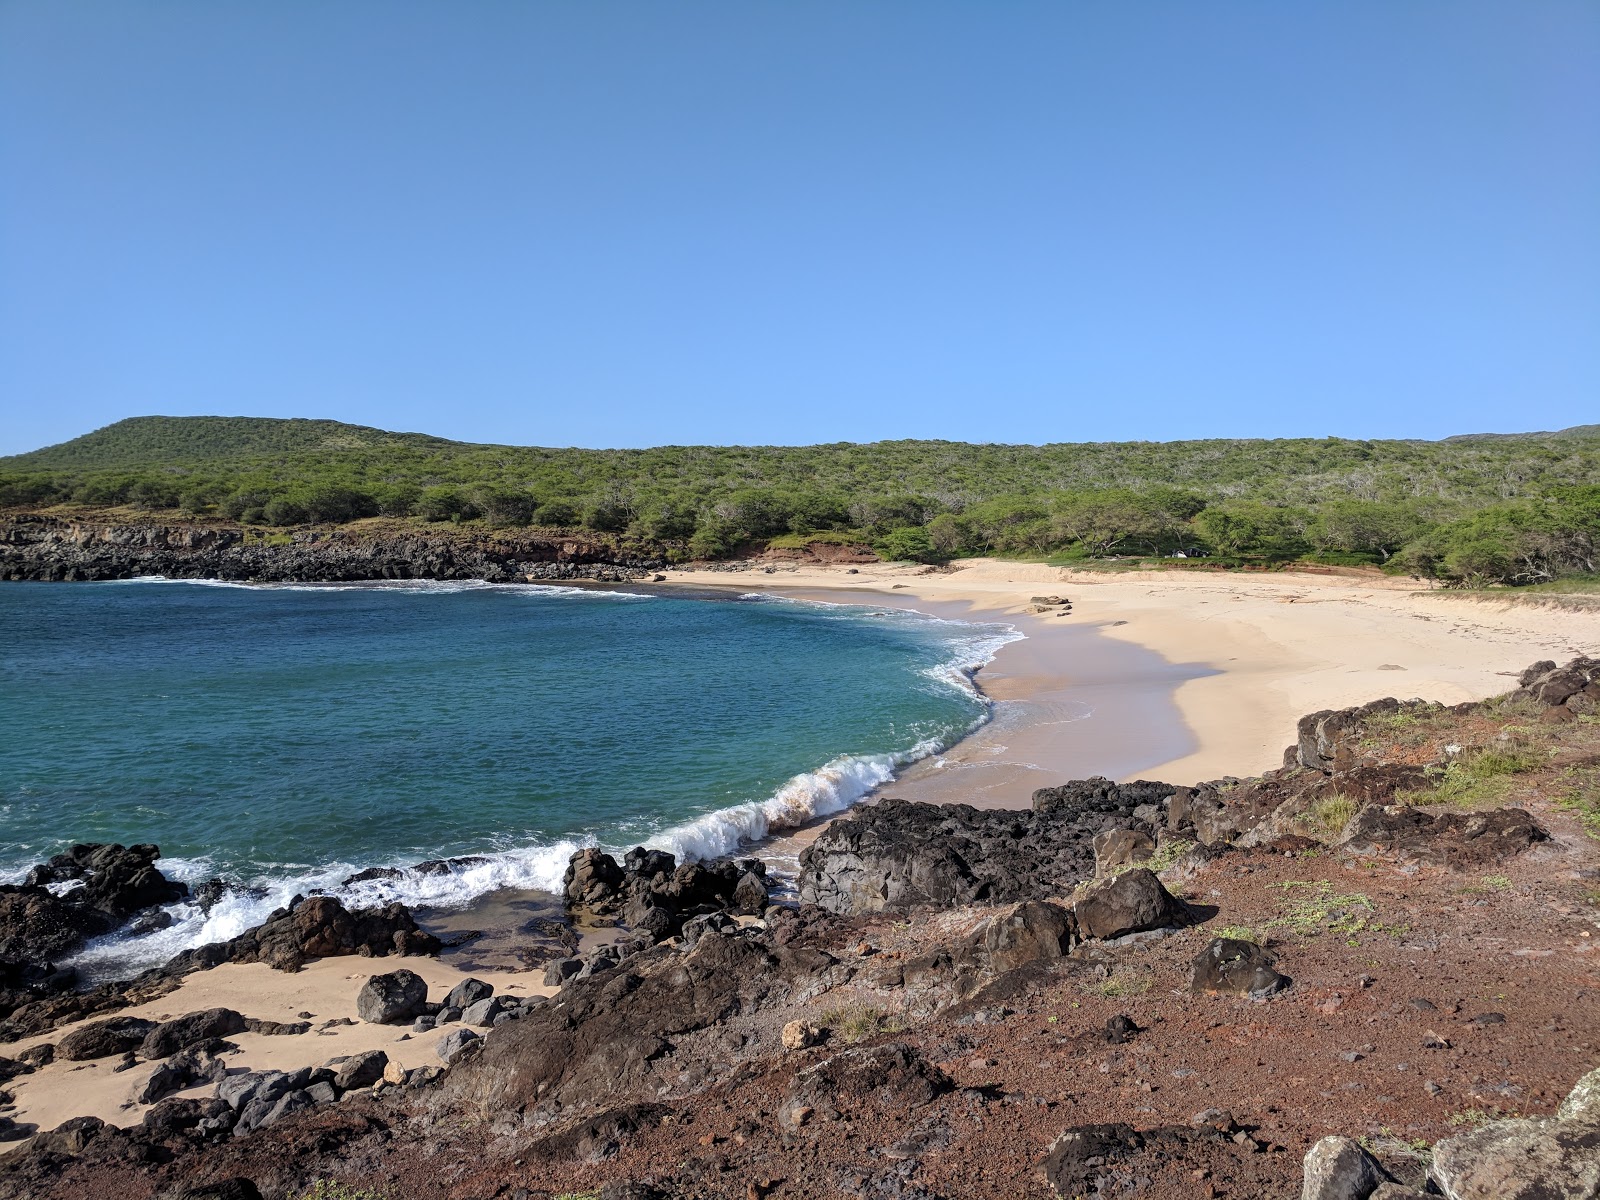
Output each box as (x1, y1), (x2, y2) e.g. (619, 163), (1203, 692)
(2, 2), (1596, 454)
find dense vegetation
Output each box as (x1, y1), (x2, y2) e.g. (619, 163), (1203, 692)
(3, 416), (1598, 586)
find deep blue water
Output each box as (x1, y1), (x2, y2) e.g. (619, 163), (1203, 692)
(0, 579), (1015, 972)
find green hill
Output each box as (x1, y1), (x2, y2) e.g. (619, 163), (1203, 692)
(4, 416), (455, 470)
(3, 415), (1597, 588)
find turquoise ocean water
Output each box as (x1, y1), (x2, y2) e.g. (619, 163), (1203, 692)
(0, 579), (1018, 973)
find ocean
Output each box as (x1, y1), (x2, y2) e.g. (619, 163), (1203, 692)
(0, 578), (1019, 975)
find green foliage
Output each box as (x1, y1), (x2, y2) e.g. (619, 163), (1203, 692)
(1297, 795), (1361, 839)
(1263, 881), (1375, 938)
(874, 526), (940, 563)
(296, 1183), (393, 1200)
(818, 1003), (903, 1042)
(4, 417), (1600, 576)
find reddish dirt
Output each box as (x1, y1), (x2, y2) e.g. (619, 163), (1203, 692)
(9, 701), (1600, 1200)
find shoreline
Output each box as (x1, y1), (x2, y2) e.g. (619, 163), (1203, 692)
(659, 557), (1600, 789)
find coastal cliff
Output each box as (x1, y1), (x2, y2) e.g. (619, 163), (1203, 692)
(0, 512), (663, 584)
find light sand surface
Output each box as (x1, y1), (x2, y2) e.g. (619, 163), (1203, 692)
(665, 559), (1600, 790)
(2, 955), (551, 1146)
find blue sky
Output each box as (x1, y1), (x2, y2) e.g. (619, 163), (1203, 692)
(2, 2), (1596, 454)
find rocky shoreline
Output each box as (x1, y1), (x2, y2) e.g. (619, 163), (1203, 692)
(2, 657), (1599, 1198)
(0, 512), (666, 584)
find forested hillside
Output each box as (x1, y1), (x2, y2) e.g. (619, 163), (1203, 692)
(4, 416), (1598, 585)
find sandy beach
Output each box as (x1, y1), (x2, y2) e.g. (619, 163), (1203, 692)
(664, 558), (1600, 792)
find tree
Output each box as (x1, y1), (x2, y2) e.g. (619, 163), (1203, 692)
(874, 526), (938, 563)
(1307, 500), (1424, 561)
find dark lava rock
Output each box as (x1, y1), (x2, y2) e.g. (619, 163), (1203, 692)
(57, 1015), (157, 1061)
(563, 848), (626, 909)
(139, 1009), (248, 1059)
(0, 843), (187, 974)
(1072, 869), (1187, 941)
(355, 969), (429, 1024)
(451, 930), (840, 1115)
(437, 1027), (480, 1064)
(136, 1044), (227, 1104)
(974, 900), (1076, 972)
(779, 1041), (952, 1129)
(1338, 805), (1548, 869)
(333, 1049), (388, 1090)
(442, 977), (493, 1010)
(1192, 938), (1291, 998)
(797, 784), (1171, 915)
(164, 894), (440, 976)
(0, 514), (663, 586)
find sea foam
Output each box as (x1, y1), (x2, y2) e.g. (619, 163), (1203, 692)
(57, 590), (1021, 980)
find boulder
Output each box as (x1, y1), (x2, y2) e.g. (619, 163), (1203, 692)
(355, 970), (429, 1025)
(139, 1009), (247, 1059)
(1093, 828), (1155, 876)
(563, 849), (625, 911)
(217, 1071), (293, 1113)
(234, 1087), (313, 1136)
(975, 901), (1076, 973)
(1072, 869), (1186, 941)
(622, 847), (676, 879)
(57, 1016), (157, 1062)
(136, 1045), (227, 1104)
(437, 1027), (480, 1064)
(732, 870), (769, 914)
(1301, 1134), (1392, 1200)
(1192, 938), (1291, 999)
(332, 1049), (388, 1091)
(1429, 1065), (1600, 1198)
(461, 995), (512, 1028)
(781, 1020), (822, 1051)
(542, 957), (582, 987)
(442, 978), (492, 1011)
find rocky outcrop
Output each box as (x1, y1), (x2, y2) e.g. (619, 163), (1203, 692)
(0, 843), (186, 970)
(450, 929), (842, 1116)
(163, 894), (440, 975)
(797, 780), (1175, 915)
(1337, 805), (1548, 870)
(1425, 1065), (1600, 1198)
(561, 846), (768, 940)
(0, 513), (661, 583)
(355, 972), (428, 1024)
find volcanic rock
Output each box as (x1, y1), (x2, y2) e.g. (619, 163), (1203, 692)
(1071, 869), (1186, 941)
(139, 1009), (248, 1060)
(355, 970), (429, 1024)
(1300, 1134), (1392, 1199)
(1192, 938), (1291, 998)
(57, 1016), (157, 1062)
(1337, 805), (1547, 869)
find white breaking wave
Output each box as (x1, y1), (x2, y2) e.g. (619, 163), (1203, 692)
(60, 589), (1024, 980)
(109, 577), (654, 600)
